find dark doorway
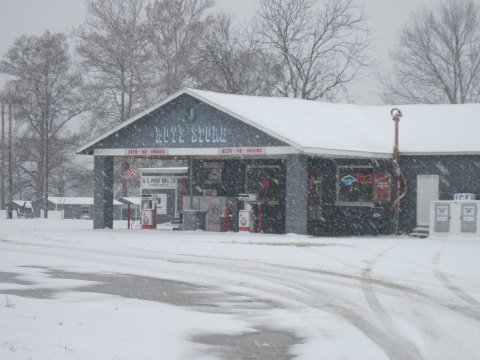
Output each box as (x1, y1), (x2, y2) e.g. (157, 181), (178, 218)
(246, 164), (285, 233)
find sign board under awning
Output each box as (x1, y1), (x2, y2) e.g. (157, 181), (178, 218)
(141, 176), (177, 190)
(93, 146), (298, 156)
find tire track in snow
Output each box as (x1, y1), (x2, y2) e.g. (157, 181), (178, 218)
(432, 248), (480, 308)
(2, 235), (473, 313)
(360, 244), (423, 360)
(4, 232), (480, 339)
(1, 239), (423, 359)
(240, 264), (424, 360)
(148, 250), (425, 360)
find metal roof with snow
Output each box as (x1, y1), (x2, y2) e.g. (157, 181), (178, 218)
(11, 200), (32, 208)
(40, 197), (122, 206)
(77, 88), (480, 158)
(118, 197), (141, 206)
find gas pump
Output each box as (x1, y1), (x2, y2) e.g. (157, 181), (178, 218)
(237, 194), (257, 232)
(141, 195), (157, 229)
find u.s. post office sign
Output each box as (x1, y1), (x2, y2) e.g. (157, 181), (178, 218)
(141, 176), (177, 190)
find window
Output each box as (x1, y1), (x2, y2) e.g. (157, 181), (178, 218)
(246, 165), (283, 202)
(337, 166), (374, 206)
(202, 161), (224, 185)
(80, 205), (90, 219)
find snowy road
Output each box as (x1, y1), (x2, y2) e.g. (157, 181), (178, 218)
(1, 220), (480, 359)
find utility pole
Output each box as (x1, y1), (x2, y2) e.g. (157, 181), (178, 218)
(1, 100), (5, 210)
(391, 108), (403, 235)
(8, 103), (13, 219)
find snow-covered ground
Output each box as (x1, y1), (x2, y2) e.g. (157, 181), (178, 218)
(0, 219), (479, 360)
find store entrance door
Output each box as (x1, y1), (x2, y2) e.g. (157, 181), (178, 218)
(417, 175), (439, 226)
(246, 164), (285, 233)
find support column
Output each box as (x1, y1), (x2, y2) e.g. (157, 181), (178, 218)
(94, 156), (114, 229)
(285, 154), (308, 234)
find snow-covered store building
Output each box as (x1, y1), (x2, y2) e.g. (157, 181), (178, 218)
(77, 88), (480, 236)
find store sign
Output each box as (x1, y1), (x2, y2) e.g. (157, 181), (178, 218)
(218, 147), (265, 155)
(372, 207), (384, 218)
(356, 173), (373, 184)
(155, 194), (168, 215)
(374, 175), (391, 202)
(436, 205), (449, 222)
(454, 193), (476, 200)
(155, 124), (227, 145)
(127, 148), (166, 156)
(142, 176), (177, 190)
(463, 205), (476, 222)
(337, 167), (374, 204)
(341, 175), (357, 186)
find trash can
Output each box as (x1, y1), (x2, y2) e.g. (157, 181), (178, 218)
(219, 215), (233, 232)
(183, 210), (207, 231)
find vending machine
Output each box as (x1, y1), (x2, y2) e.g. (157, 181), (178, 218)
(141, 195), (156, 229)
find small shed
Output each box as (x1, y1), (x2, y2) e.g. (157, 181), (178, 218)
(32, 197), (123, 220)
(4, 200), (33, 218)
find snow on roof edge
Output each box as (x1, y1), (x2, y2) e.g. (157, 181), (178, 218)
(77, 87), (480, 156)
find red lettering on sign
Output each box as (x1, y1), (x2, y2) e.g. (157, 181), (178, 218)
(150, 149), (166, 155)
(219, 147), (265, 155)
(356, 173), (373, 184)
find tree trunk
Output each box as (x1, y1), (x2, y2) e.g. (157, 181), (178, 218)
(120, 66), (128, 197)
(43, 84), (49, 218)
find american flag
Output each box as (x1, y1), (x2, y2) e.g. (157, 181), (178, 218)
(121, 163), (138, 180)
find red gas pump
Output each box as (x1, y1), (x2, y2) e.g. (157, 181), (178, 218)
(237, 194), (257, 232)
(141, 195), (157, 229)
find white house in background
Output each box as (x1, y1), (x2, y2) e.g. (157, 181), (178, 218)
(31, 197), (123, 220)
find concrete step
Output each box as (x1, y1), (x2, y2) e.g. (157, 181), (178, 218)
(410, 225), (429, 238)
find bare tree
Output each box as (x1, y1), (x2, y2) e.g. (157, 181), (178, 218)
(145, 0), (214, 99)
(77, 0), (152, 198)
(382, 0), (480, 104)
(256, 0), (370, 101)
(49, 135), (94, 197)
(193, 13), (281, 95)
(0, 32), (90, 217)
(76, 0), (151, 132)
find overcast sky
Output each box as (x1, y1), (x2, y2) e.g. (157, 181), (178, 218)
(0, 0), (439, 104)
